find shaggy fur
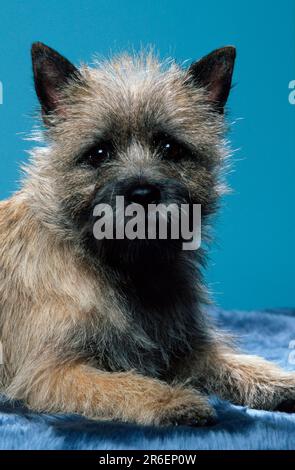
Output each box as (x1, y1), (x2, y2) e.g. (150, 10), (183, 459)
(0, 43), (294, 426)
(0, 307), (295, 450)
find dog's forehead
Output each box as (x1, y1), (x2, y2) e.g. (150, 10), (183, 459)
(87, 56), (185, 100)
(77, 58), (207, 136)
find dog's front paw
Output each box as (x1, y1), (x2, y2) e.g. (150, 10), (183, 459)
(155, 388), (216, 427)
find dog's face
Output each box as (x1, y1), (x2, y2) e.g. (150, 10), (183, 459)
(28, 43), (235, 266)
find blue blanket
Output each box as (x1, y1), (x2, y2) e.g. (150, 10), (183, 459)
(1, 307), (295, 450)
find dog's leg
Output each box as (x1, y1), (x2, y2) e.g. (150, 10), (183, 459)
(6, 359), (215, 426)
(193, 346), (295, 411)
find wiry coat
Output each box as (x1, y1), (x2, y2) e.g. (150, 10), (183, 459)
(0, 44), (294, 426)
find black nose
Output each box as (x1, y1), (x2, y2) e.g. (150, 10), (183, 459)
(127, 184), (161, 206)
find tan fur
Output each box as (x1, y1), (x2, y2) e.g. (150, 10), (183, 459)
(0, 49), (294, 426)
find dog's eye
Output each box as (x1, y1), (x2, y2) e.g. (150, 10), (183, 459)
(80, 141), (113, 168)
(153, 133), (187, 161)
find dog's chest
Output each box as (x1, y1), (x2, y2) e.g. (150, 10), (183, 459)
(83, 301), (201, 379)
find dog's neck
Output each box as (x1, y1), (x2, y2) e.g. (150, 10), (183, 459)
(100, 250), (205, 313)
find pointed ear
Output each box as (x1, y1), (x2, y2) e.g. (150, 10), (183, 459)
(188, 46), (236, 113)
(31, 42), (80, 121)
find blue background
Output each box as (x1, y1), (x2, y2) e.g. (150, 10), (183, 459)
(0, 0), (294, 310)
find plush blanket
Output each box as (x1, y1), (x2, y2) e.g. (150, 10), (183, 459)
(0, 307), (295, 450)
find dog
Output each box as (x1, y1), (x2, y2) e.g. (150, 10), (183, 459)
(0, 42), (294, 426)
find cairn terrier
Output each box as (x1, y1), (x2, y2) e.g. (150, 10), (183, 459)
(0, 42), (294, 426)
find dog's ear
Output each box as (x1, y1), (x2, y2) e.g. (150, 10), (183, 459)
(188, 46), (236, 113)
(31, 42), (80, 121)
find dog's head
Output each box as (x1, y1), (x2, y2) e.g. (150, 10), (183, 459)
(27, 43), (235, 266)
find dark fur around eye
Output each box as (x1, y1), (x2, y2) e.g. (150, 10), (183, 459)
(78, 141), (114, 168)
(152, 133), (192, 162)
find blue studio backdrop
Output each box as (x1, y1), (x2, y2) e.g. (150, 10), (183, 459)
(0, 0), (294, 310)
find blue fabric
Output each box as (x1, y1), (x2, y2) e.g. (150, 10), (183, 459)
(0, 307), (295, 450)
